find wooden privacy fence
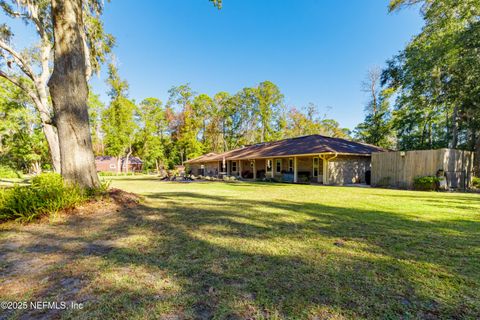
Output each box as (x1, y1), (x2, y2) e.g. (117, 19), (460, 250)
(371, 149), (474, 189)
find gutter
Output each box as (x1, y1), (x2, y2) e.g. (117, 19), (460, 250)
(187, 151), (369, 164)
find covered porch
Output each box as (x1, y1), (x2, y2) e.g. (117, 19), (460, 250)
(224, 154), (340, 184)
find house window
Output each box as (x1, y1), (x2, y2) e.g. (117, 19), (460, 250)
(109, 164), (116, 169)
(275, 159), (282, 173)
(231, 161), (237, 172)
(288, 158), (293, 172)
(313, 157), (319, 177)
(266, 159), (273, 172)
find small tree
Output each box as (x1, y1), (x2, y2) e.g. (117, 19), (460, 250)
(254, 81), (284, 142)
(0, 78), (48, 172)
(102, 63), (137, 174)
(354, 68), (395, 148)
(168, 84), (204, 162)
(136, 98), (169, 173)
(88, 90), (105, 156)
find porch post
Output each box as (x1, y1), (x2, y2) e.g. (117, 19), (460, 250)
(294, 156), (298, 183)
(227, 160), (231, 176)
(323, 157), (329, 185)
(271, 159), (274, 178)
(317, 156), (322, 183)
(253, 160), (257, 180)
(238, 160), (242, 178)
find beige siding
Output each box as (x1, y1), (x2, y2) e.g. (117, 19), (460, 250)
(239, 160), (252, 177)
(187, 161), (219, 176)
(256, 159), (266, 177)
(187, 163), (201, 175)
(327, 156), (370, 185)
(189, 154), (373, 185)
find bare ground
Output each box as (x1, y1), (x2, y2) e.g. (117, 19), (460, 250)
(0, 189), (141, 320)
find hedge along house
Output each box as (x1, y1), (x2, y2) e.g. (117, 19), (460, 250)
(185, 135), (385, 185)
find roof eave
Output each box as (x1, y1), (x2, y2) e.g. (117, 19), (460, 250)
(186, 151), (374, 163)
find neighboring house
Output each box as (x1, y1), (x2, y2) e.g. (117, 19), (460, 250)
(95, 156), (143, 173)
(185, 134), (385, 185)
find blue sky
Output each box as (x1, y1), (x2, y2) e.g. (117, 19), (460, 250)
(5, 1), (424, 130)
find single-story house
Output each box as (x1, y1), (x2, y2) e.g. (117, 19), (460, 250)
(95, 156), (143, 173)
(185, 134), (385, 185)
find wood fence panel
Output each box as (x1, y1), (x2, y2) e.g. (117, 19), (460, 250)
(372, 149), (473, 189)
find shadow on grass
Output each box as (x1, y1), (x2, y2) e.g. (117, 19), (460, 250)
(1, 190), (479, 319)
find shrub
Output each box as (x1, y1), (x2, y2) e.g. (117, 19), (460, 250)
(298, 175), (310, 183)
(473, 177), (480, 189)
(98, 171), (119, 177)
(376, 176), (392, 187)
(0, 173), (87, 222)
(0, 165), (22, 179)
(413, 176), (440, 191)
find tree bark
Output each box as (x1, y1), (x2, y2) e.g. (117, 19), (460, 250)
(48, 0), (100, 188)
(116, 157), (121, 175)
(43, 124), (61, 172)
(450, 105), (459, 149)
(475, 134), (480, 176)
(125, 146), (132, 175)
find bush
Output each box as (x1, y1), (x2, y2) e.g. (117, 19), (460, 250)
(376, 176), (392, 187)
(473, 177), (480, 189)
(0, 165), (22, 179)
(0, 173), (87, 222)
(98, 171), (118, 177)
(413, 176), (440, 191)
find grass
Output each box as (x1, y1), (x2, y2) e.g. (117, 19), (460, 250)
(0, 176), (30, 188)
(1, 176), (479, 319)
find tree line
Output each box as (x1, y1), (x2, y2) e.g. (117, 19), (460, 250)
(1, 0), (479, 186)
(89, 63), (349, 173)
(354, 0), (480, 173)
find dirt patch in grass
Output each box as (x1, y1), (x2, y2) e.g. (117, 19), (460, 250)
(0, 189), (142, 320)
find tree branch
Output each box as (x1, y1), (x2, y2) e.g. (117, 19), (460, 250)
(0, 39), (36, 82)
(0, 69), (52, 123)
(0, 69), (36, 101)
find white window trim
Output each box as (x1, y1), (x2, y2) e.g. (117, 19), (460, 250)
(275, 159), (282, 173)
(266, 159), (273, 172)
(288, 158), (293, 172)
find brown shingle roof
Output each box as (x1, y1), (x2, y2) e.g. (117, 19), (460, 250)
(184, 152), (219, 163)
(185, 134), (385, 164)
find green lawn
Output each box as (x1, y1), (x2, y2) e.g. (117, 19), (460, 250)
(1, 177), (479, 319)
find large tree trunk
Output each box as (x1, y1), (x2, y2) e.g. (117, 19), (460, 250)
(48, 0), (100, 188)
